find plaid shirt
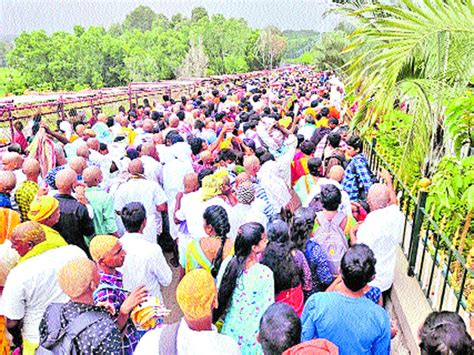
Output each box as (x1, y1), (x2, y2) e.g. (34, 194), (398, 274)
(342, 153), (374, 201)
(93, 270), (145, 355)
(14, 180), (39, 221)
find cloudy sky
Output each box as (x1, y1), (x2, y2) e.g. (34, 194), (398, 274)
(1, 0), (341, 40)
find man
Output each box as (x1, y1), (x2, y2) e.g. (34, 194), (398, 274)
(135, 269), (240, 355)
(118, 202), (172, 303)
(44, 145), (67, 191)
(14, 158), (41, 221)
(83, 166), (118, 236)
(69, 156), (88, 182)
(114, 159), (167, 244)
(1, 152), (25, 188)
(0, 171), (16, 209)
(87, 137), (112, 188)
(301, 244), (391, 355)
(3, 221), (85, 354)
(342, 136), (374, 201)
(350, 175), (403, 294)
(243, 155), (274, 219)
(140, 142), (162, 184)
(89, 234), (148, 354)
(39, 258), (121, 354)
(54, 168), (95, 254)
(259, 303), (301, 355)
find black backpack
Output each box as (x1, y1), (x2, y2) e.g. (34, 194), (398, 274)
(37, 303), (109, 355)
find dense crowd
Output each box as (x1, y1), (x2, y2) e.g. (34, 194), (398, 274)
(0, 67), (472, 355)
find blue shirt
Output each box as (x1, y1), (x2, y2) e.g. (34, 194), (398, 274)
(301, 292), (390, 355)
(342, 153), (374, 201)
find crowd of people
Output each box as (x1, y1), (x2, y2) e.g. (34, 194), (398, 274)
(0, 67), (472, 355)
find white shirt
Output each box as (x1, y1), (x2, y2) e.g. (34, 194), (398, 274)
(1, 245), (86, 343)
(118, 232), (172, 304)
(141, 155), (163, 185)
(89, 149), (112, 189)
(357, 204), (404, 291)
(232, 203), (268, 230)
(114, 178), (167, 243)
(134, 318), (240, 355)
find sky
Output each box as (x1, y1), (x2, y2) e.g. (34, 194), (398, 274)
(0, 0), (341, 40)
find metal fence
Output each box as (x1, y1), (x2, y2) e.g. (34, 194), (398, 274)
(364, 138), (473, 321)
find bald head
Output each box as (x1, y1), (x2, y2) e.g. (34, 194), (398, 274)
(243, 155), (260, 176)
(87, 138), (100, 151)
(142, 119), (154, 133)
(69, 157), (88, 176)
(58, 258), (98, 299)
(235, 172), (251, 188)
(0, 171), (16, 193)
(169, 115), (179, 128)
(76, 145), (90, 159)
(141, 142), (156, 158)
(367, 183), (391, 211)
(75, 124), (86, 136)
(83, 166), (102, 187)
(128, 159), (144, 175)
(328, 165), (345, 183)
(183, 173), (198, 193)
(22, 158), (41, 181)
(2, 152), (22, 171)
(55, 168), (77, 194)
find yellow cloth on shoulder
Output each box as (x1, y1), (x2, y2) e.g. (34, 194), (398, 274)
(18, 225), (67, 264)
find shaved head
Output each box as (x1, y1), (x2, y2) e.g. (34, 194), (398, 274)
(367, 183), (391, 211)
(0, 171), (16, 193)
(76, 145), (90, 159)
(142, 119), (154, 133)
(328, 165), (345, 183)
(141, 142), (156, 157)
(243, 155), (260, 176)
(183, 173), (198, 193)
(55, 168), (77, 193)
(22, 158), (41, 179)
(87, 138), (100, 151)
(235, 172), (251, 188)
(83, 166), (102, 187)
(2, 152), (22, 170)
(69, 157), (88, 176)
(128, 159), (144, 175)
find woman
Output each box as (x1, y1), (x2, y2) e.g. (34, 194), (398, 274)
(181, 205), (233, 277)
(291, 208), (334, 293)
(261, 242), (304, 317)
(293, 157), (324, 206)
(215, 222), (273, 354)
(267, 218), (313, 298)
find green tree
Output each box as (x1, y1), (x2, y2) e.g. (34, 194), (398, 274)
(191, 7), (209, 23)
(341, 0), (474, 177)
(123, 5), (156, 32)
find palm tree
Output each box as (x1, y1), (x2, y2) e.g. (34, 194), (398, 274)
(339, 0), (474, 177)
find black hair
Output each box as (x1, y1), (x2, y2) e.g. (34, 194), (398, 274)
(320, 184), (341, 211)
(307, 157), (322, 177)
(197, 168), (214, 187)
(300, 140), (315, 156)
(194, 120), (205, 131)
(327, 132), (341, 148)
(259, 152), (275, 165)
(419, 311), (473, 355)
(216, 149), (237, 164)
(310, 100), (318, 108)
(320, 107), (330, 117)
(203, 205), (231, 278)
(328, 117), (339, 126)
(341, 244), (377, 292)
(214, 222), (265, 322)
(347, 135), (363, 153)
(176, 111), (185, 121)
(189, 137), (204, 156)
(261, 242), (301, 294)
(267, 219), (290, 243)
(121, 202), (146, 233)
(99, 143), (107, 152)
(162, 95), (170, 102)
(296, 134), (305, 148)
(106, 116), (115, 127)
(290, 207), (316, 251)
(259, 303), (301, 355)
(255, 147), (267, 159)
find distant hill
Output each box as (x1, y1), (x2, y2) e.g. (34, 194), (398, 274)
(282, 30), (320, 60)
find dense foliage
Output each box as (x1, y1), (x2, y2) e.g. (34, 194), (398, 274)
(4, 6), (287, 93)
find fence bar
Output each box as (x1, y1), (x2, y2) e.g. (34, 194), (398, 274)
(408, 189), (428, 276)
(439, 249), (453, 310)
(426, 233), (440, 298)
(418, 221), (431, 282)
(456, 268), (468, 313)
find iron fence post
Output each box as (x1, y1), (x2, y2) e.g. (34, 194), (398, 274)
(7, 106), (14, 142)
(370, 137), (376, 168)
(408, 186), (428, 276)
(128, 83), (132, 111)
